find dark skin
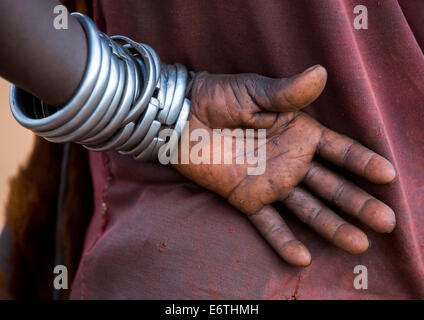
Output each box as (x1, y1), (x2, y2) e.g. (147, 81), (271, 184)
(176, 68), (396, 266)
(0, 0), (87, 106)
(0, 0), (396, 267)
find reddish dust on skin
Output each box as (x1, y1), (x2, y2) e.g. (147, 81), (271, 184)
(159, 240), (167, 252)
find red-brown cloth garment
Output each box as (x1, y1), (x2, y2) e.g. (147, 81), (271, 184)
(70, 0), (424, 299)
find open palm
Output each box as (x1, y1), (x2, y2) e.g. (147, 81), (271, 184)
(175, 66), (396, 266)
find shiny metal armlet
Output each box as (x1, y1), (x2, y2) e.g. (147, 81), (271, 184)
(9, 12), (191, 162)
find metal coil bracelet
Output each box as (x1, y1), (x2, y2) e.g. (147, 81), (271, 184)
(9, 12), (191, 161)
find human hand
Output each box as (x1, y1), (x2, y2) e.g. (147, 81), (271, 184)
(174, 65), (396, 266)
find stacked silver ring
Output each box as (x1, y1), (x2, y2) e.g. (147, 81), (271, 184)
(9, 12), (191, 161)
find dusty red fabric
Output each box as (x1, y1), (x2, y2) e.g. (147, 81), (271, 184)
(70, 0), (424, 299)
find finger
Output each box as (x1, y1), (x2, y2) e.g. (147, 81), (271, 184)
(317, 127), (396, 184)
(252, 64), (327, 113)
(248, 205), (311, 266)
(303, 162), (396, 233)
(283, 187), (369, 255)
(247, 112), (279, 129)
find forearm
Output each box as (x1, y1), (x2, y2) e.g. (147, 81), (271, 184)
(0, 0), (87, 106)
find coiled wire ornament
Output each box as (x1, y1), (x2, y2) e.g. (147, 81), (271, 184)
(9, 12), (191, 162)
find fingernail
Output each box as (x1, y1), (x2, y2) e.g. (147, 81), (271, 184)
(358, 199), (396, 233)
(333, 224), (369, 255)
(302, 64), (320, 74)
(281, 240), (312, 267)
(364, 157), (397, 184)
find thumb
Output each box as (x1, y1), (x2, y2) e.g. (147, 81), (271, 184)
(254, 64), (328, 113)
